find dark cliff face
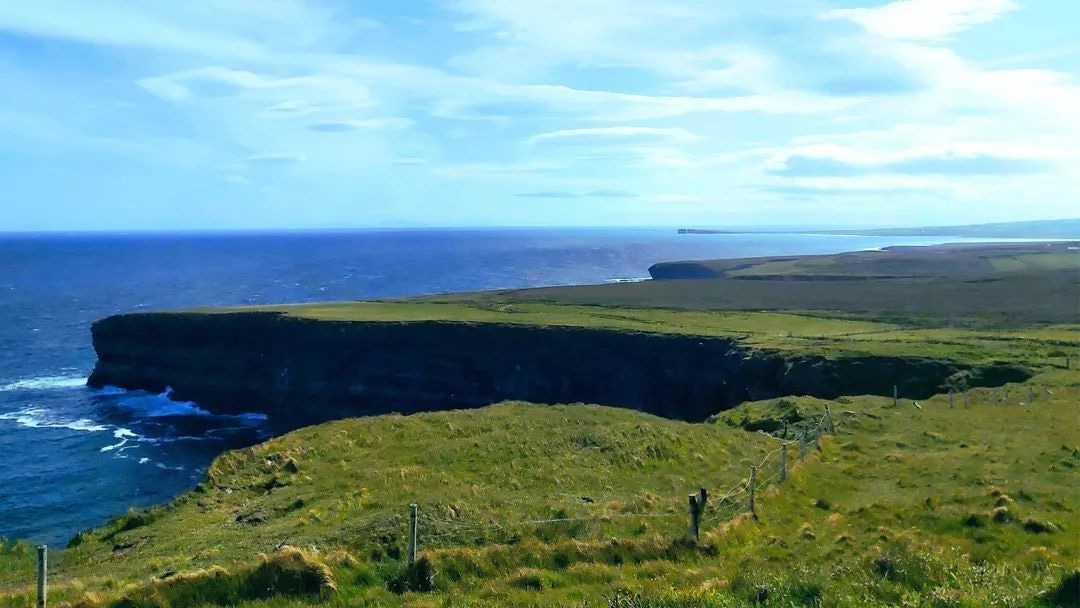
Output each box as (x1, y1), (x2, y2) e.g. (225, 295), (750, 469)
(88, 313), (1029, 430)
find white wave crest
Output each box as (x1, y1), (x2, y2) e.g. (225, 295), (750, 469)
(116, 388), (213, 418)
(0, 375), (87, 392)
(0, 407), (108, 432)
(100, 427), (139, 452)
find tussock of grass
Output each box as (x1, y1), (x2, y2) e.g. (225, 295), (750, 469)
(69, 546), (334, 608)
(1043, 568), (1080, 607)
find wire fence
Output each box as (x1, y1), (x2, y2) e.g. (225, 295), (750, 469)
(396, 408), (836, 558)
(394, 381), (1078, 559)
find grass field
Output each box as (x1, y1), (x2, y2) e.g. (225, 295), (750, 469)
(499, 243), (1080, 327)
(2, 366), (1077, 607)
(194, 299), (1080, 368)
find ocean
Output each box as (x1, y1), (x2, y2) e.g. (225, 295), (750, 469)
(0, 228), (1021, 545)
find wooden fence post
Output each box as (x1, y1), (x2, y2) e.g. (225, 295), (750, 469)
(407, 504), (418, 566)
(748, 466), (757, 517)
(893, 385), (898, 407)
(1028, 387), (1034, 403)
(37, 545), (47, 608)
(824, 405), (833, 434)
(780, 443), (788, 481)
(688, 494), (700, 541)
(798, 432), (807, 461)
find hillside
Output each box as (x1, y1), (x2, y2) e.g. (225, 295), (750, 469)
(675, 218), (1080, 239)
(474, 241), (1079, 327)
(831, 218), (1080, 239)
(2, 368), (1078, 607)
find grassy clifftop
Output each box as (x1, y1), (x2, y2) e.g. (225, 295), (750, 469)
(191, 300), (1078, 367)
(2, 367), (1077, 607)
(188, 241), (1079, 366)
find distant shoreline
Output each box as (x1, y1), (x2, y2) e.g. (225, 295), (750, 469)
(678, 217), (1080, 239)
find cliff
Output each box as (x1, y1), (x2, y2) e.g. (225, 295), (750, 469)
(88, 312), (1029, 429)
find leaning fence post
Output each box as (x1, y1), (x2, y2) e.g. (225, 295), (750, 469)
(798, 431), (807, 461)
(824, 405), (833, 433)
(407, 504), (418, 566)
(780, 443), (788, 481)
(37, 545), (47, 608)
(748, 466), (757, 517)
(688, 494), (700, 541)
(814, 426), (821, 449)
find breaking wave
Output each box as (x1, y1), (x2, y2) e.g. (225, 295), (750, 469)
(0, 375), (87, 392)
(0, 407), (108, 433)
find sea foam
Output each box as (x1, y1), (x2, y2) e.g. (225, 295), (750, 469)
(0, 375), (87, 392)
(0, 407), (108, 433)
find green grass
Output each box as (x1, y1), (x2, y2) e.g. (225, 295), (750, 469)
(3, 368), (1077, 607)
(988, 253), (1080, 273)
(189, 301), (1080, 367)
(209, 300), (896, 338)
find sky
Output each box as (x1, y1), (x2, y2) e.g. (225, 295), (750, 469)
(0, 0), (1078, 231)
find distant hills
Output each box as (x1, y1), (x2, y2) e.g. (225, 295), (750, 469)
(678, 218), (1080, 239)
(830, 218), (1080, 239)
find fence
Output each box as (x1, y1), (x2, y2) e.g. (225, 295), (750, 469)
(394, 406), (836, 567)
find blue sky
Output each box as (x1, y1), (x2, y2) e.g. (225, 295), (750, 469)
(1, 0), (1078, 230)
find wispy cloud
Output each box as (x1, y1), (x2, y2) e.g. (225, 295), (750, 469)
(528, 127), (701, 145)
(767, 142), (1058, 177)
(516, 189), (641, 199)
(245, 152), (308, 165)
(824, 0), (1018, 40)
(306, 118), (413, 132)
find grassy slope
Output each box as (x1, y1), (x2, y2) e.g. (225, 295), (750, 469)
(503, 242), (1080, 327)
(2, 368), (1077, 607)
(199, 300), (1080, 366)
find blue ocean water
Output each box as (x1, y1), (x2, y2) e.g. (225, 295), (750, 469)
(0, 229), (1019, 544)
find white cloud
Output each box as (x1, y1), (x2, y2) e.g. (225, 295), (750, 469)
(825, 0), (1017, 40)
(138, 66), (374, 109)
(306, 118), (414, 132)
(245, 152), (308, 164)
(766, 140), (1065, 173)
(434, 161), (564, 179)
(646, 193), (701, 203)
(528, 127), (701, 145)
(0, 0), (339, 59)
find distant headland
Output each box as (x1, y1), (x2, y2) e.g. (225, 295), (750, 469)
(678, 218), (1080, 239)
